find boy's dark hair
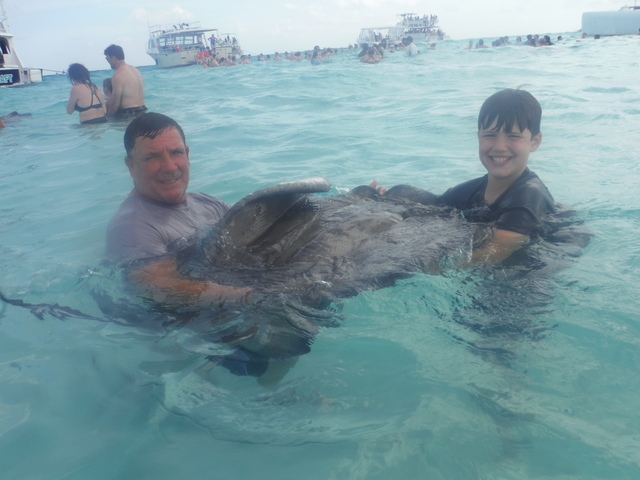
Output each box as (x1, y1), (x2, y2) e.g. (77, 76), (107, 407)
(124, 112), (186, 156)
(478, 88), (542, 136)
(104, 44), (125, 60)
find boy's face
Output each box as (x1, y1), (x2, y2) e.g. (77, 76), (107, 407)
(478, 121), (542, 183)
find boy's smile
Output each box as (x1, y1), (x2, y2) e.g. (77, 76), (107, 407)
(478, 122), (542, 184)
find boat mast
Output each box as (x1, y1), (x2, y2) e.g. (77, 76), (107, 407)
(0, 0), (9, 34)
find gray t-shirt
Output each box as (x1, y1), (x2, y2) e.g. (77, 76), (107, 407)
(106, 191), (230, 264)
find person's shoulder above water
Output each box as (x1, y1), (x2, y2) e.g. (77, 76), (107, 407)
(507, 168), (554, 205)
(106, 190), (229, 264)
(437, 169), (554, 234)
(491, 168), (556, 236)
(437, 175), (488, 210)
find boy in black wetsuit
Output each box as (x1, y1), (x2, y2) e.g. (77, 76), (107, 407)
(437, 88), (555, 264)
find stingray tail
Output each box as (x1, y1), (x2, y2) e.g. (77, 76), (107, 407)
(0, 289), (106, 322)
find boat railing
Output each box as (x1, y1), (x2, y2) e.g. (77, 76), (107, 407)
(149, 21), (203, 37)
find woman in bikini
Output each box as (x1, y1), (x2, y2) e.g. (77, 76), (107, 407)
(65, 63), (107, 124)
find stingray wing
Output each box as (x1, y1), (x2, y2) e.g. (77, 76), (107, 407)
(201, 177), (330, 265)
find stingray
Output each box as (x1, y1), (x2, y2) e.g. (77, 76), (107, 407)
(169, 177), (493, 369)
(1, 178), (589, 376)
(181, 177), (491, 298)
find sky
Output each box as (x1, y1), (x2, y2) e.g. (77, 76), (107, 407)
(2, 0), (633, 72)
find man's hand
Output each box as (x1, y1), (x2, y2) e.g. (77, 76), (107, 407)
(369, 180), (387, 195)
(128, 257), (252, 307)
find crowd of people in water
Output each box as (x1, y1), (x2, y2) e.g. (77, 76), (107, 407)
(155, 28), (613, 71)
(195, 45), (340, 67)
(56, 31), (611, 125)
(466, 34), (561, 49)
(465, 31), (605, 49)
(196, 35), (440, 68)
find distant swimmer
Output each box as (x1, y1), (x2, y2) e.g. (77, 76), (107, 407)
(404, 36), (419, 55)
(103, 44), (147, 120)
(539, 35), (554, 46)
(310, 50), (324, 65)
(359, 44), (382, 64)
(65, 63), (107, 125)
(465, 40), (473, 49)
(475, 39), (489, 49)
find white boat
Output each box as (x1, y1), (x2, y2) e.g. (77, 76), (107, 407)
(397, 13), (446, 43)
(358, 12), (446, 45)
(582, 5), (640, 36)
(146, 22), (242, 68)
(357, 25), (405, 45)
(0, 0), (42, 86)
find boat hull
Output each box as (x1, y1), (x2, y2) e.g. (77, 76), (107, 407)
(1, 32), (43, 86)
(148, 50), (200, 68)
(0, 66), (42, 86)
(582, 9), (640, 36)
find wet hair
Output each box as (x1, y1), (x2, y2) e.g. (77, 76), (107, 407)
(104, 44), (125, 60)
(102, 77), (113, 95)
(478, 88), (542, 136)
(124, 112), (186, 156)
(68, 63), (92, 86)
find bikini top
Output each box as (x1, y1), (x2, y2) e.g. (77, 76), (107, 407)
(74, 84), (103, 112)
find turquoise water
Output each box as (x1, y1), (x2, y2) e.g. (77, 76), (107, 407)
(1, 34), (640, 479)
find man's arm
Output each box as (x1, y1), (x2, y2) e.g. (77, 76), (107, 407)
(128, 257), (251, 307)
(466, 228), (529, 266)
(106, 74), (123, 115)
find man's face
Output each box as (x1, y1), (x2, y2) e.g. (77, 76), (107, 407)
(125, 128), (190, 205)
(478, 120), (541, 183)
(105, 55), (116, 69)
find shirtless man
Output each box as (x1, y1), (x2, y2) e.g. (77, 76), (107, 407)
(103, 44), (147, 119)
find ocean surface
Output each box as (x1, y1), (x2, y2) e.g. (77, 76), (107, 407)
(1, 34), (639, 479)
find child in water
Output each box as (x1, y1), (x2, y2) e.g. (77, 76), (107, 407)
(436, 88), (555, 264)
(102, 78), (113, 103)
(374, 88), (555, 265)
